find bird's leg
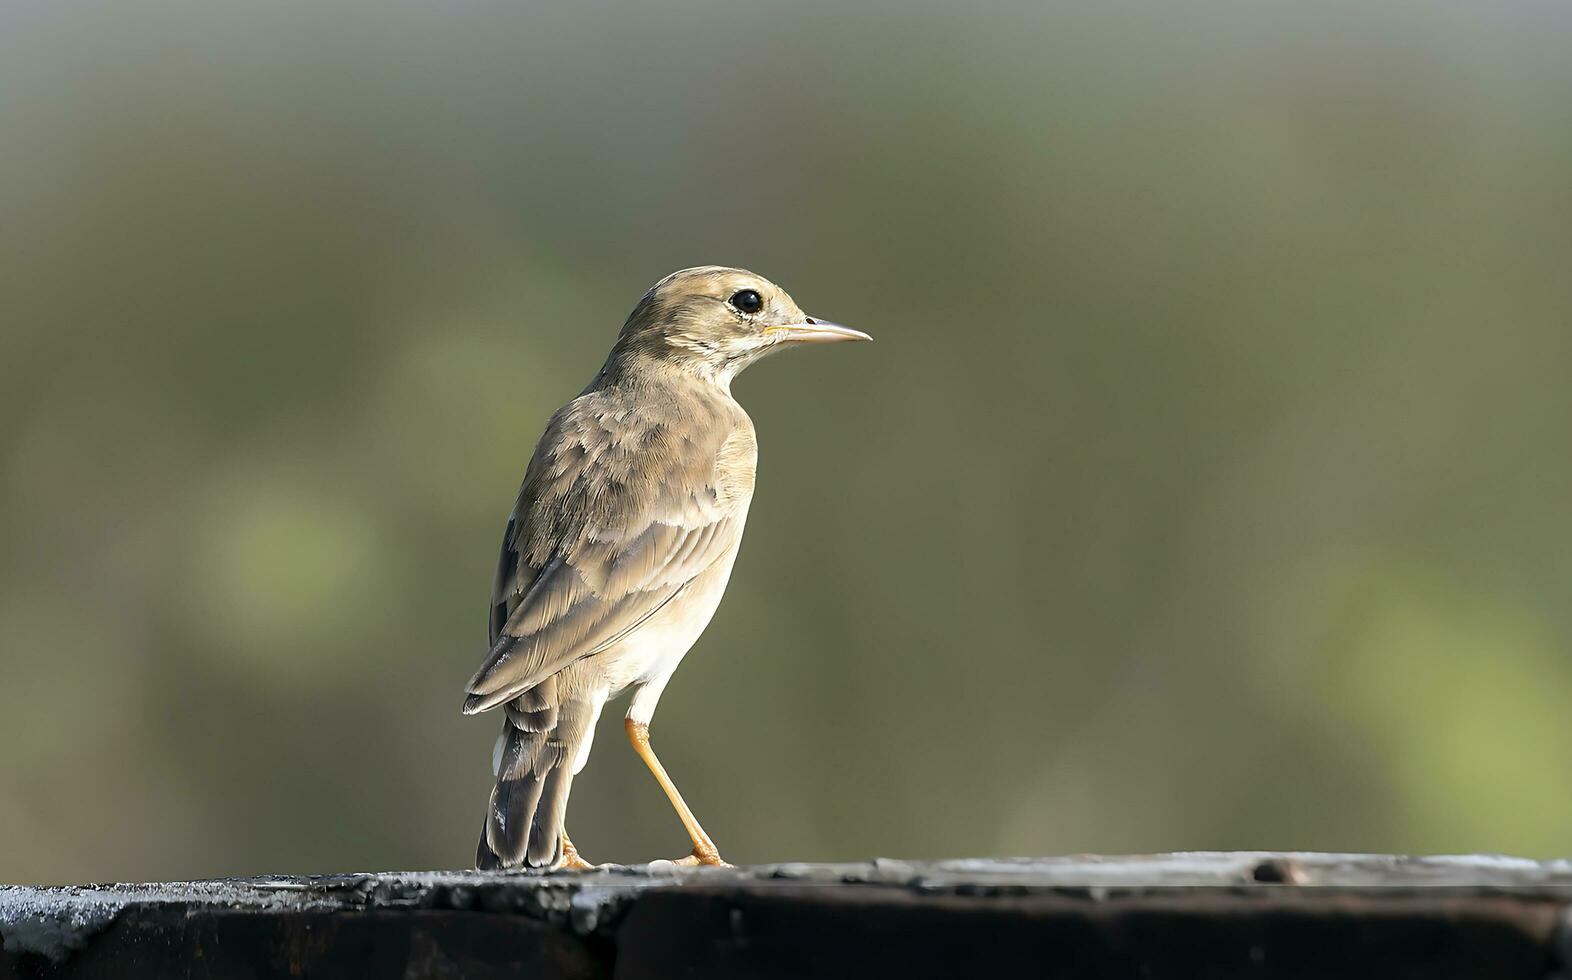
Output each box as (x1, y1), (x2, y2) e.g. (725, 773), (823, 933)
(560, 831), (595, 871)
(624, 718), (731, 867)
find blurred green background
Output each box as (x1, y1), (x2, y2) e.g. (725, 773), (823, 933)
(3, 1), (1571, 885)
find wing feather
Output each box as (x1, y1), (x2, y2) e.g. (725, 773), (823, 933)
(464, 518), (737, 713)
(464, 388), (753, 715)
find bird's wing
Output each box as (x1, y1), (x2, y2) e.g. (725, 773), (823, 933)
(488, 512), (532, 649)
(464, 395), (751, 715)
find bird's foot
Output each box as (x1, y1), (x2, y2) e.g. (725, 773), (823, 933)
(669, 842), (732, 868)
(645, 842), (733, 872)
(560, 834), (597, 872)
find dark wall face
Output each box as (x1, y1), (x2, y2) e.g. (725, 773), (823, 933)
(3, 1), (1571, 883)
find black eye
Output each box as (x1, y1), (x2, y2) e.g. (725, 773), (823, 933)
(729, 289), (763, 315)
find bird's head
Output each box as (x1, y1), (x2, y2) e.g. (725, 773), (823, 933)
(610, 266), (870, 386)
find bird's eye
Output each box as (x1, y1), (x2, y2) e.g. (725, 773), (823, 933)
(728, 289), (764, 315)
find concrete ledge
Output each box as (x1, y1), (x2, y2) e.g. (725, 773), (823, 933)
(4, 853), (1571, 978)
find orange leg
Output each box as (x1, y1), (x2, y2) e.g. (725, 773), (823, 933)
(560, 832), (595, 871)
(625, 718), (731, 867)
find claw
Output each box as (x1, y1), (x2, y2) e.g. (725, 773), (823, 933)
(680, 843), (732, 868)
(560, 833), (597, 872)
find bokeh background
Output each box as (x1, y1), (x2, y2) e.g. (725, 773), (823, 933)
(4, 1), (1571, 885)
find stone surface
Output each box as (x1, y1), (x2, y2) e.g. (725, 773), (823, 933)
(3, 853), (1571, 978)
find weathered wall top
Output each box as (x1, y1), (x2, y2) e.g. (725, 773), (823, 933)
(5, 853), (1572, 978)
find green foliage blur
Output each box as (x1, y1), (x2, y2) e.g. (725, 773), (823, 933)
(3, 1), (1570, 884)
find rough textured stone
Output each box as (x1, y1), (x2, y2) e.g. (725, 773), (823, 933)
(3, 853), (1571, 978)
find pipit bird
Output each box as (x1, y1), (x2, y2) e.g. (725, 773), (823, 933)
(464, 266), (870, 871)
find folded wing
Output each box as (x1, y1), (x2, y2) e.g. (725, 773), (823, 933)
(463, 393), (750, 715)
(463, 513), (736, 714)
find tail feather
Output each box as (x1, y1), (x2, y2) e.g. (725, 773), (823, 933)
(475, 686), (594, 871)
(481, 726), (549, 866)
(528, 765), (573, 866)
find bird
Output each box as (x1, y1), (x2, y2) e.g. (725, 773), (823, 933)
(463, 266), (870, 871)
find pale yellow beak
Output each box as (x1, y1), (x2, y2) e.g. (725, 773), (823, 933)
(767, 316), (872, 344)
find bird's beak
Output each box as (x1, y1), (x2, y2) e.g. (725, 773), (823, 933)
(766, 316), (872, 344)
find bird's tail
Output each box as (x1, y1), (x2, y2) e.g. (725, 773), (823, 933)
(476, 685), (593, 871)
